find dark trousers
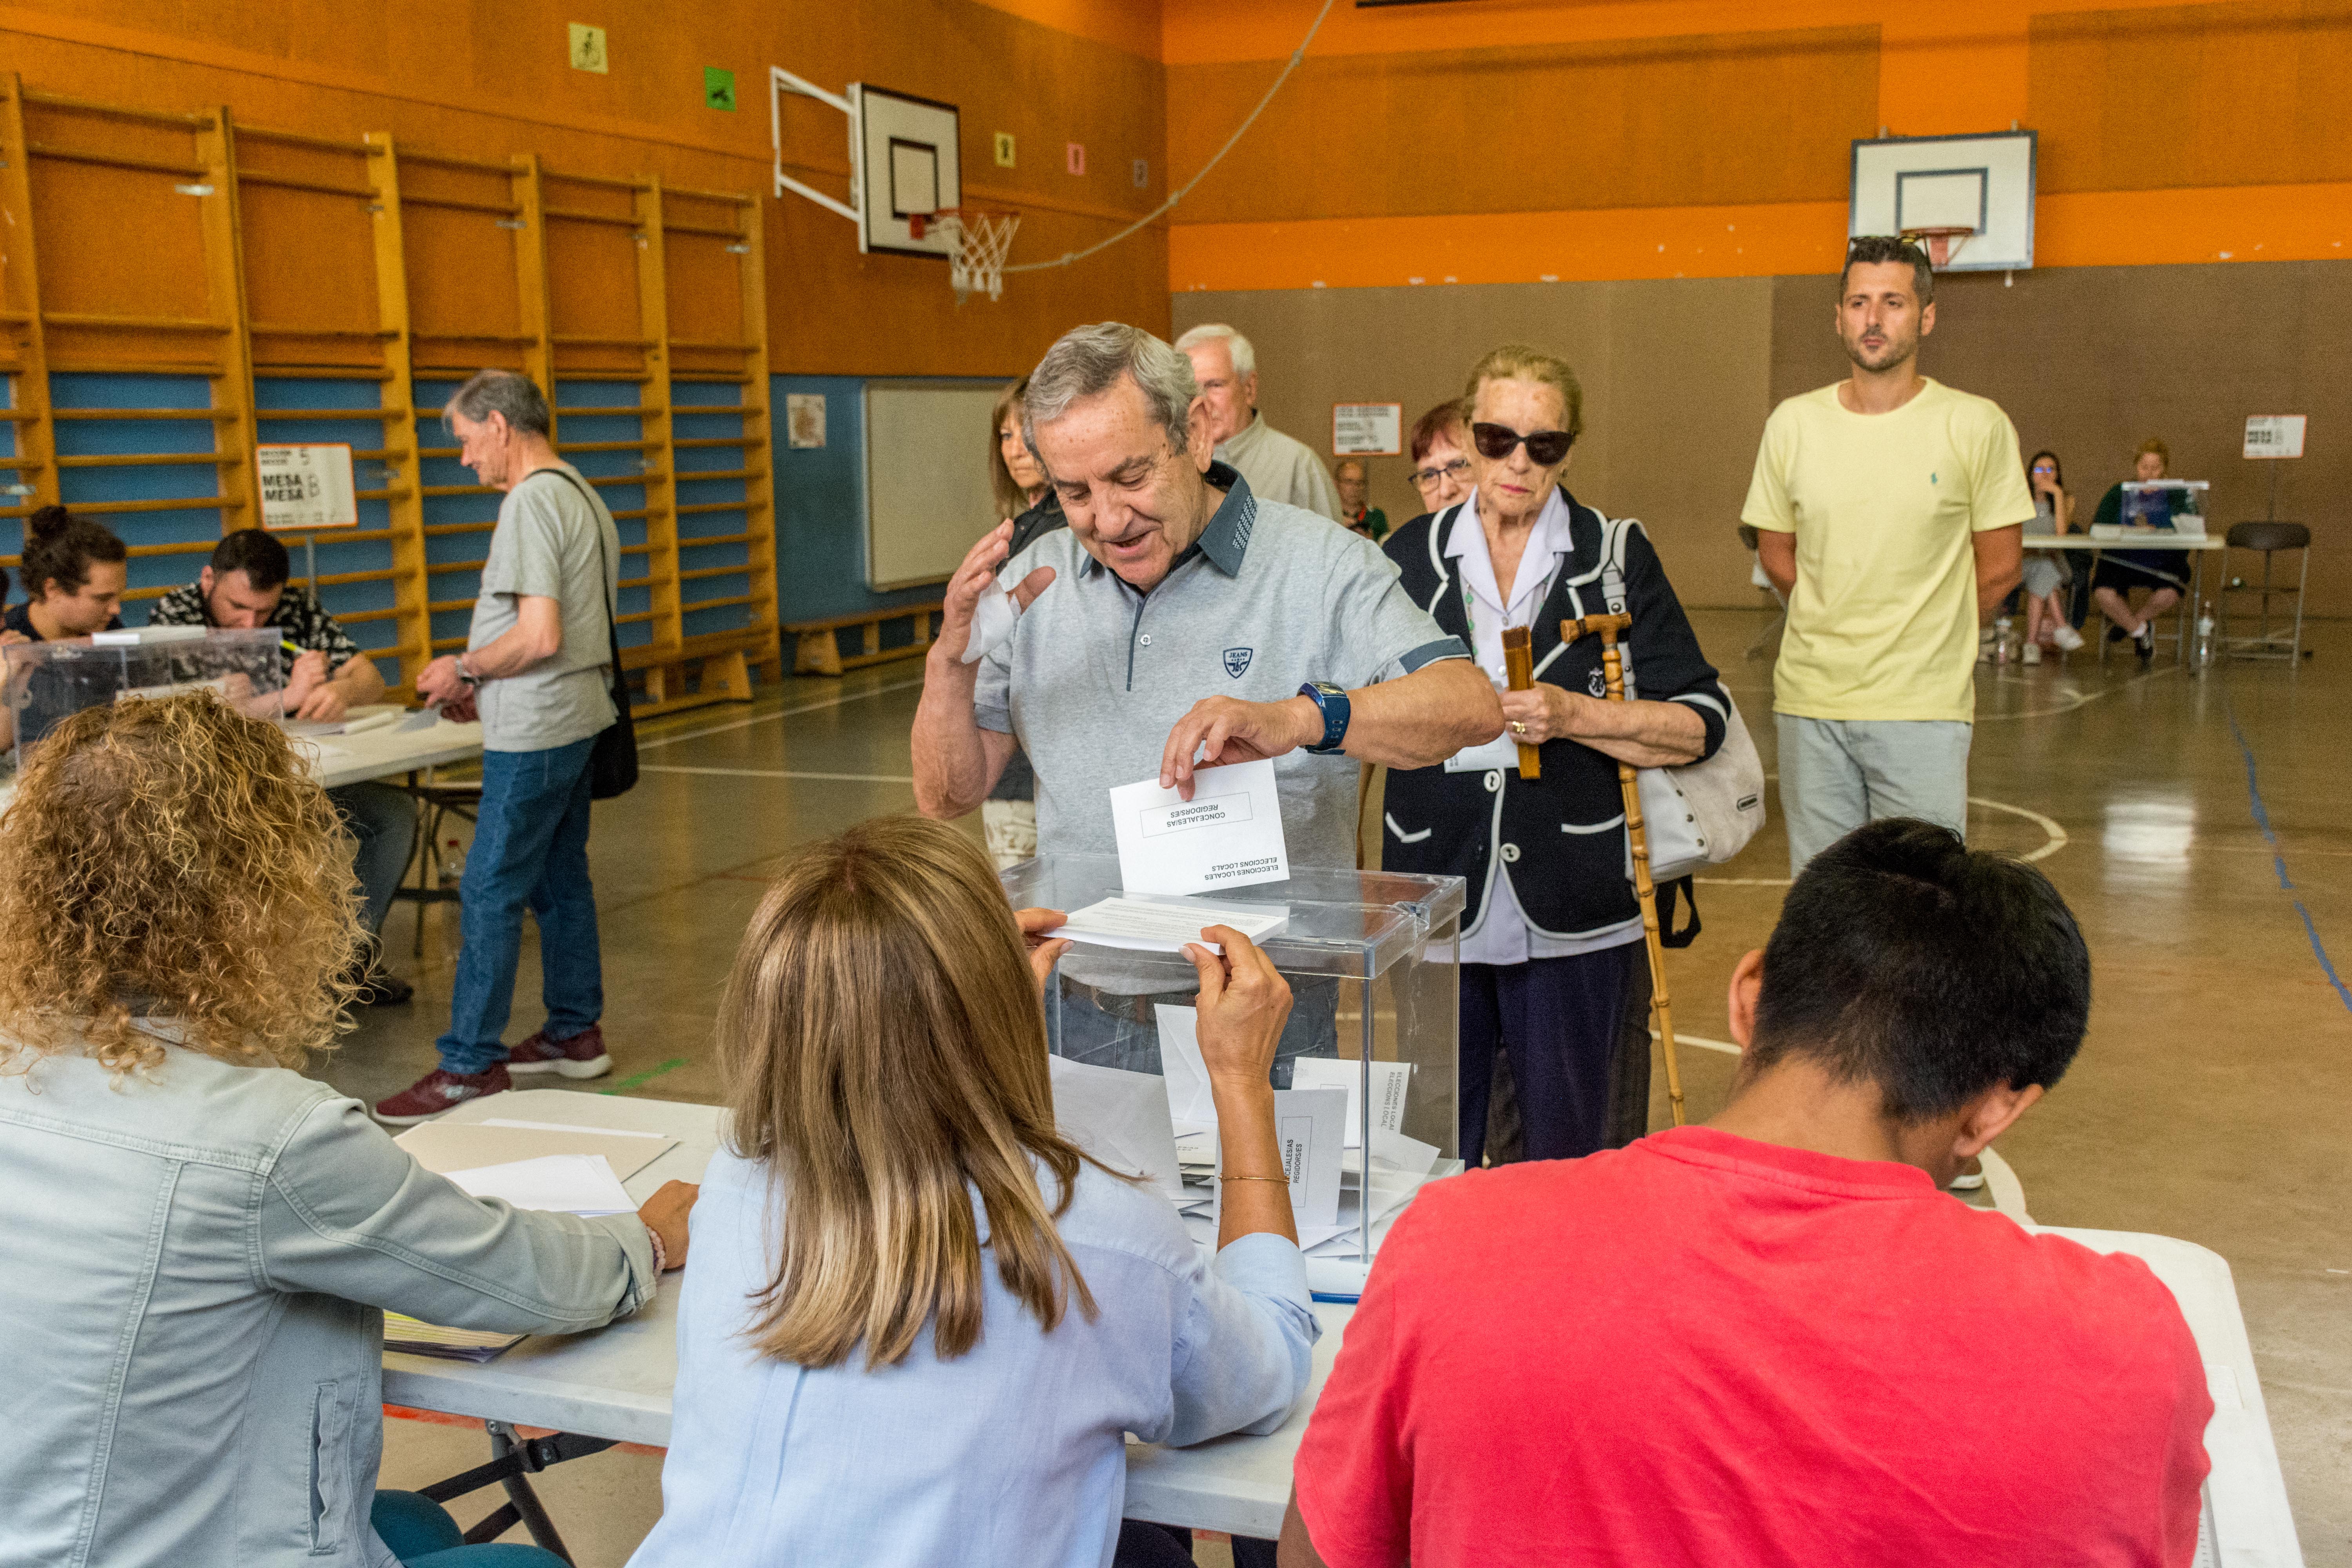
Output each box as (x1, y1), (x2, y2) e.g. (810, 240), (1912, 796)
(1460, 943), (1650, 1165)
(1115, 1523), (1276, 1568)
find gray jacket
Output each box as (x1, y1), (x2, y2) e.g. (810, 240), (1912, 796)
(0, 1040), (657, 1568)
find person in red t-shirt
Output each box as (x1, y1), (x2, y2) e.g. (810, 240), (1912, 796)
(1278, 817), (2212, 1568)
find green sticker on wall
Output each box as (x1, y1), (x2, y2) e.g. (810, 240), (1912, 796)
(704, 67), (736, 112)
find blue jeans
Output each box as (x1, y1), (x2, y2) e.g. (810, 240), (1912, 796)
(434, 737), (602, 1074)
(372, 1490), (567, 1567)
(330, 781), (418, 937)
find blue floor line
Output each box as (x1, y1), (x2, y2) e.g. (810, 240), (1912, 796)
(2225, 692), (2352, 1014)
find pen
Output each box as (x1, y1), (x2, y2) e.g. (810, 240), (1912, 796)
(280, 639), (303, 656)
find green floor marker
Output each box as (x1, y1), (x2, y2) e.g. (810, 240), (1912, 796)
(601, 1056), (689, 1094)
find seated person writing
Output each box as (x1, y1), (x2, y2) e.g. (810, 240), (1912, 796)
(1279, 818), (2211, 1568)
(630, 815), (1318, 1568)
(149, 529), (418, 1004)
(0, 692), (694, 1568)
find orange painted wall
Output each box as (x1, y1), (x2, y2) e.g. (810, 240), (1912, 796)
(1160, 0), (2352, 290)
(1, 0), (1170, 374)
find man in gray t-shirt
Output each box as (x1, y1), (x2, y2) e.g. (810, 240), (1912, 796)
(376, 370), (625, 1125)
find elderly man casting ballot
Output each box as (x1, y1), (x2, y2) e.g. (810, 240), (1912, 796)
(914, 323), (1499, 1078)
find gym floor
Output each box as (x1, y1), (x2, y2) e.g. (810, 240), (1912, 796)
(334, 608), (2352, 1567)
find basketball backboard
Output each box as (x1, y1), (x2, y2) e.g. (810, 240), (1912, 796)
(1849, 131), (2036, 272)
(769, 69), (960, 261)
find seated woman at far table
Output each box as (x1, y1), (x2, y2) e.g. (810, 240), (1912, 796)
(629, 815), (1318, 1568)
(0, 691), (695, 1568)
(2090, 437), (2188, 664)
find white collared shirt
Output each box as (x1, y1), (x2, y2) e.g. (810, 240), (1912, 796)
(1445, 488), (1643, 967)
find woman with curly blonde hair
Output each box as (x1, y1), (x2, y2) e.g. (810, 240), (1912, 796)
(0, 691), (695, 1568)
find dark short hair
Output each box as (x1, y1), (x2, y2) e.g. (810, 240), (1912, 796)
(1840, 235), (1935, 307)
(1748, 818), (2089, 1121)
(15, 505), (127, 601)
(209, 529), (291, 592)
(445, 368), (552, 437)
(1408, 399), (1468, 464)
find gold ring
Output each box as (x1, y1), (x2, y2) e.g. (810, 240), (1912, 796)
(1510, 721), (1527, 736)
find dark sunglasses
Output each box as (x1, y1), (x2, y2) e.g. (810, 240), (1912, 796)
(1471, 422), (1573, 466)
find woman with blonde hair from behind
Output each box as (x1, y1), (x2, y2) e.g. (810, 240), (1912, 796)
(630, 815), (1318, 1568)
(0, 692), (693, 1568)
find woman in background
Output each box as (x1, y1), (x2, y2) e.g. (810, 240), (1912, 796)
(3, 503), (127, 644)
(0, 693), (691, 1568)
(983, 376), (1065, 866)
(1403, 399), (1474, 520)
(630, 815), (1317, 1568)
(2018, 450), (2084, 664)
(2090, 437), (2186, 664)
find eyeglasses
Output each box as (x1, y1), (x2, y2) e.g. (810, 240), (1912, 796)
(1471, 423), (1573, 466)
(1410, 457), (1472, 490)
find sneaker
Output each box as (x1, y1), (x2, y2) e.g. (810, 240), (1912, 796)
(354, 966), (414, 1007)
(2106, 622), (2132, 643)
(2134, 622), (2156, 662)
(508, 1022), (613, 1080)
(2021, 642), (2042, 665)
(2051, 623), (2086, 652)
(374, 1063), (512, 1125)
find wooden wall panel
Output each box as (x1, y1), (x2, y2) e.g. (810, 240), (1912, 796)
(2031, 0), (2352, 194)
(1165, 25), (1880, 225)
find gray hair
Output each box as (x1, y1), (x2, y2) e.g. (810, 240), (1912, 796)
(1022, 323), (1200, 461)
(1172, 322), (1255, 379)
(445, 368), (552, 437)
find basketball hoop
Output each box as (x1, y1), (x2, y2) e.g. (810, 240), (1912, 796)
(1902, 225), (1976, 269)
(910, 207), (1020, 303)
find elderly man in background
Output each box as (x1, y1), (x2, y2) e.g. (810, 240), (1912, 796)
(1175, 323), (1343, 521)
(1334, 458), (1387, 541)
(376, 368), (624, 1125)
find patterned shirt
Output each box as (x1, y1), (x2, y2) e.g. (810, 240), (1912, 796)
(145, 579), (363, 678)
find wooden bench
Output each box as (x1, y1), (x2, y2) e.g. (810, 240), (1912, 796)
(618, 626), (778, 715)
(784, 603), (944, 676)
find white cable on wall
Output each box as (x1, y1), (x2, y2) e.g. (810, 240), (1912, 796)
(1001, 0), (1339, 275)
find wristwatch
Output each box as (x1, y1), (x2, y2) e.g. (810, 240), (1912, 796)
(1298, 681), (1351, 754)
(455, 653), (482, 687)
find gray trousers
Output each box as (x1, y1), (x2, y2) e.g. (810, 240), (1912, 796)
(1777, 715), (1971, 875)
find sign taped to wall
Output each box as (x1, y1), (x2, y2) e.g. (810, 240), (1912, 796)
(256, 445), (358, 530)
(2243, 415), (2306, 460)
(1332, 403), (1402, 456)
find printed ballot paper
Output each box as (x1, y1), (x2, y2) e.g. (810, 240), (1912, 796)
(1057, 895), (1286, 956)
(1289, 1058), (1441, 1178)
(1109, 758), (1290, 896)
(1267, 1086), (1347, 1228)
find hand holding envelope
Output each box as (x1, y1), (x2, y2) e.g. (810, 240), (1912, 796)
(939, 519), (1056, 666)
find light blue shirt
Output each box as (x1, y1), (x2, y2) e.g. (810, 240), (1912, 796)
(627, 1146), (1319, 1568)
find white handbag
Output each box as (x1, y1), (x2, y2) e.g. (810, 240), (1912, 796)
(1595, 518), (1768, 884)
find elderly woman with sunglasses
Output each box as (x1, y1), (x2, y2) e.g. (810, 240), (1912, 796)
(1380, 345), (1731, 1165)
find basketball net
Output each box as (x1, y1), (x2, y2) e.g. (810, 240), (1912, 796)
(909, 208), (1021, 303)
(1902, 225), (1975, 269)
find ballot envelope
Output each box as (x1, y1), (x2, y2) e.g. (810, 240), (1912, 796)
(1003, 853), (1466, 1277)
(2, 626), (286, 756)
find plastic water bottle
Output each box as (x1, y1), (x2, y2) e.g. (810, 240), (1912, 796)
(441, 838), (466, 885)
(2194, 604), (2217, 672)
(1993, 616), (2016, 665)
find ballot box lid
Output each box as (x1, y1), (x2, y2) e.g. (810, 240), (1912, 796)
(1000, 854), (1465, 981)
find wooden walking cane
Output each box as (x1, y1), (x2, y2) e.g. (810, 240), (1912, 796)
(1563, 611), (1686, 1127)
(1499, 625), (1541, 779)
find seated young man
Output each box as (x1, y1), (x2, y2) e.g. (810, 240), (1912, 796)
(1279, 818), (2212, 1568)
(150, 529), (417, 1005)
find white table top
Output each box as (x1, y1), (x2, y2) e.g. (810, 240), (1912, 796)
(2032, 532), (2226, 550)
(297, 710), (485, 789)
(381, 1096), (2304, 1559)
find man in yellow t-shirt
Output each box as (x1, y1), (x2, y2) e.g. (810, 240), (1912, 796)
(1744, 235), (2031, 875)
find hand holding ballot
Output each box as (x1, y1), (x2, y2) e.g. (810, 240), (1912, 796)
(940, 518), (1057, 666)
(1015, 906), (1073, 994)
(1180, 926), (1299, 1249)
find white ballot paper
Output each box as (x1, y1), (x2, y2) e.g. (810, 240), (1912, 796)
(1267, 1086), (1347, 1228)
(1156, 1004), (1217, 1129)
(445, 1154), (636, 1216)
(1109, 758), (1290, 896)
(1057, 895), (1287, 956)
(1290, 1058), (1442, 1178)
(1048, 1054), (1184, 1200)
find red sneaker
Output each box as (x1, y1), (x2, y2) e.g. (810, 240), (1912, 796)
(507, 1022), (612, 1081)
(374, 1063), (513, 1125)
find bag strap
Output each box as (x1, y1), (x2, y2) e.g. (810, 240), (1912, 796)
(523, 467), (623, 677)
(1656, 876), (1701, 949)
(1599, 515), (1642, 697)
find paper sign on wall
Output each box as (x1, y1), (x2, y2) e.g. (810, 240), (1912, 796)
(2243, 415), (2306, 459)
(256, 445), (358, 530)
(786, 394), (828, 449)
(1109, 758), (1290, 896)
(1332, 403), (1403, 457)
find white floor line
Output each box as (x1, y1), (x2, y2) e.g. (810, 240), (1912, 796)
(1697, 792), (2067, 887)
(634, 673), (928, 752)
(640, 766), (916, 783)
(1655, 1030), (1743, 1057)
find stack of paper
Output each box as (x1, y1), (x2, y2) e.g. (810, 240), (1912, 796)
(395, 1120), (678, 1183)
(443, 1153), (637, 1216)
(382, 1314), (527, 1364)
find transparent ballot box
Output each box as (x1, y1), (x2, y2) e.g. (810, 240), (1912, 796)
(2120, 479), (2210, 533)
(1002, 854), (1466, 1296)
(3, 627), (285, 755)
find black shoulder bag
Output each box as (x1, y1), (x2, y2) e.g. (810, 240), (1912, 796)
(530, 468), (637, 799)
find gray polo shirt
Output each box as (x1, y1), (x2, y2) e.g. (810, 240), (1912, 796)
(974, 464), (1466, 870)
(470, 463), (621, 754)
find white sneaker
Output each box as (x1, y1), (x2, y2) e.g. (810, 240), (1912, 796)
(2051, 623), (2085, 652)
(2021, 642), (2042, 665)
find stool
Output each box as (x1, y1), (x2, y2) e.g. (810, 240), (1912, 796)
(393, 773), (481, 956)
(1736, 524), (1787, 661)
(2219, 522), (2311, 662)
